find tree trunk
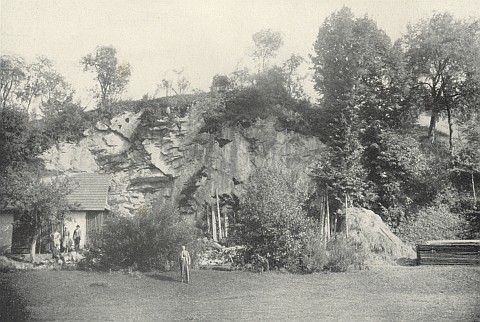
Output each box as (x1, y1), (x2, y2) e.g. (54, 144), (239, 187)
(447, 105), (454, 156)
(206, 206), (211, 238)
(211, 205), (217, 241)
(326, 191), (330, 241)
(345, 194), (349, 238)
(428, 109), (437, 143)
(30, 231), (40, 263)
(216, 189), (222, 240)
(472, 172), (477, 208)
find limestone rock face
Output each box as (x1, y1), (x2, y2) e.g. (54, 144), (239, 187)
(40, 101), (325, 217)
(42, 143), (99, 173)
(109, 111), (142, 140)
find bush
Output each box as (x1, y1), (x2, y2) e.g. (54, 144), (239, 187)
(79, 204), (200, 271)
(301, 236), (328, 273)
(397, 189), (467, 245)
(0, 257), (17, 273)
(302, 234), (368, 273)
(325, 235), (368, 272)
(42, 102), (94, 144)
(232, 167), (319, 271)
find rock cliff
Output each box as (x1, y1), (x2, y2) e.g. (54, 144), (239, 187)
(41, 101), (326, 217)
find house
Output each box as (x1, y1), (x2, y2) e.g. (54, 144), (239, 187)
(0, 173), (111, 254)
(64, 173), (111, 250)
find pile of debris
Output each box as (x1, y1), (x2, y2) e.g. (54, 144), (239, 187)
(198, 240), (245, 270)
(347, 207), (416, 264)
(0, 252), (84, 272)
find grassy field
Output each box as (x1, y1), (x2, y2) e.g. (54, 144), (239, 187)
(1, 265), (479, 321)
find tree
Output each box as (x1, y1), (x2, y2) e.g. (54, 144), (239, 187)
(81, 46), (131, 109)
(451, 119), (480, 207)
(155, 68), (190, 98)
(42, 101), (92, 144)
(1, 55), (72, 113)
(311, 7), (419, 219)
(311, 8), (389, 202)
(232, 167), (318, 270)
(210, 74), (232, 94)
(251, 29), (284, 71)
(0, 166), (73, 262)
(0, 55), (25, 109)
(282, 54), (306, 99)
(403, 13), (480, 152)
(0, 108), (47, 171)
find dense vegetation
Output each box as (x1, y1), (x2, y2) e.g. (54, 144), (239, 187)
(1, 8), (478, 270)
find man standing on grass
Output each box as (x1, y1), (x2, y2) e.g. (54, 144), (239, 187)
(73, 225), (81, 251)
(179, 246), (191, 283)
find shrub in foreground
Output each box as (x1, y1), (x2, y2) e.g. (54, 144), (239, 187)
(302, 234), (368, 273)
(232, 167), (318, 271)
(79, 204), (200, 271)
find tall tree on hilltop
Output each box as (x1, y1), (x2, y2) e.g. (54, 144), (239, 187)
(311, 7), (418, 215)
(251, 29), (284, 71)
(19, 56), (72, 114)
(1, 55), (72, 113)
(0, 55), (25, 109)
(283, 54), (307, 99)
(81, 46), (131, 109)
(403, 13), (480, 153)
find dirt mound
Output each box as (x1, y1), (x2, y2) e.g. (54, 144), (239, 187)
(347, 207), (416, 263)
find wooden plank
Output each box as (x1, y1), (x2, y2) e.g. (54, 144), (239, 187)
(417, 240), (480, 265)
(419, 247), (479, 251)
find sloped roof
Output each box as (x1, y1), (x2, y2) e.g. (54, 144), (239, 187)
(67, 173), (111, 211)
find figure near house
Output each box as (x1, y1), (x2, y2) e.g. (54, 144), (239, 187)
(179, 245), (191, 283)
(73, 225), (82, 252)
(52, 230), (61, 257)
(62, 226), (72, 253)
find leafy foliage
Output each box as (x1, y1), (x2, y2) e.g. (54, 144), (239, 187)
(201, 67), (315, 135)
(403, 13), (480, 147)
(397, 189), (468, 244)
(0, 165), (73, 261)
(0, 55), (26, 109)
(363, 128), (435, 226)
(0, 55), (72, 113)
(42, 101), (93, 144)
(0, 108), (48, 170)
(232, 167), (319, 271)
(251, 29), (284, 71)
(81, 45), (131, 110)
(84, 204), (200, 271)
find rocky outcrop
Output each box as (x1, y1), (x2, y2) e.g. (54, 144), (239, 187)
(41, 103), (325, 217)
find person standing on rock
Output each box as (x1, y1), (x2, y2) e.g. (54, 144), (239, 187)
(179, 246), (191, 283)
(73, 225), (82, 251)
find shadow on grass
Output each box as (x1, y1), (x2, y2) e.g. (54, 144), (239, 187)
(0, 275), (31, 321)
(145, 272), (179, 283)
(396, 257), (419, 266)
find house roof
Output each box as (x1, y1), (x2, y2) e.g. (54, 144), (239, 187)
(67, 173), (111, 211)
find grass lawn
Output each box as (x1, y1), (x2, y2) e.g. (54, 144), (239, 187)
(1, 265), (479, 321)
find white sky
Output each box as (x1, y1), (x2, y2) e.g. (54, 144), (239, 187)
(1, 0), (479, 106)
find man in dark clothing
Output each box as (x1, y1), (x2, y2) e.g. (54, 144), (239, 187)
(73, 225), (81, 251)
